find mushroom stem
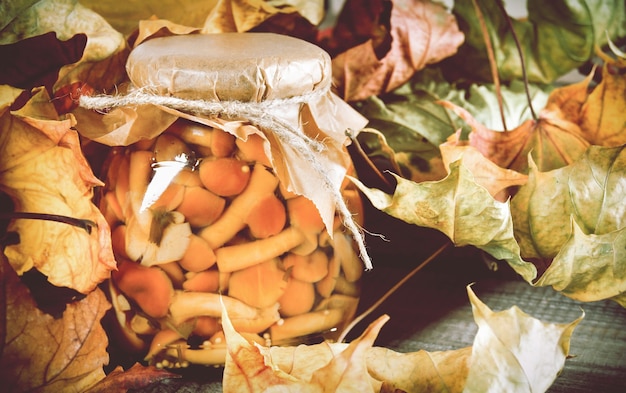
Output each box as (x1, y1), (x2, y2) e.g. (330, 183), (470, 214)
(168, 291), (281, 332)
(215, 226), (305, 273)
(269, 309), (345, 344)
(199, 164), (279, 248)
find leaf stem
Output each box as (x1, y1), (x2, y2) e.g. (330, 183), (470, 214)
(494, 0), (537, 121)
(0, 212), (96, 234)
(336, 242), (451, 343)
(471, 0), (508, 131)
(345, 129), (395, 193)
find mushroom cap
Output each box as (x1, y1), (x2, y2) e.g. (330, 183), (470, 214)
(126, 33), (331, 102)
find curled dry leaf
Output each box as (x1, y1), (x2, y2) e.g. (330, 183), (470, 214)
(463, 286), (584, 393)
(133, 19), (202, 48)
(203, 0), (324, 33)
(512, 145), (626, 299)
(365, 346), (471, 392)
(535, 220), (626, 305)
(351, 71), (553, 188)
(511, 145), (626, 259)
(84, 362), (180, 393)
(439, 92), (589, 174)
(0, 255), (110, 393)
(219, 286), (581, 392)
(0, 32), (86, 99)
(350, 161), (537, 282)
(436, 71), (595, 175)
(222, 291), (389, 392)
(332, 0), (465, 102)
(440, 139), (528, 201)
(0, 87), (116, 294)
(0, 0), (123, 61)
(79, 0), (218, 36)
(580, 57), (626, 146)
(0, 0), (128, 101)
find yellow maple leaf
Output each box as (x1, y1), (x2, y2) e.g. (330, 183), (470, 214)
(580, 57), (626, 146)
(0, 86), (116, 294)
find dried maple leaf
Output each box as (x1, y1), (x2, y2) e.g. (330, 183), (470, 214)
(0, 255), (110, 392)
(0, 0), (128, 105)
(350, 160), (537, 282)
(534, 220), (626, 306)
(203, 0), (324, 33)
(219, 286), (581, 392)
(222, 294), (388, 392)
(0, 0), (128, 113)
(84, 362), (179, 393)
(511, 145), (626, 280)
(332, 0), (464, 102)
(580, 58), (626, 146)
(0, 86), (116, 294)
(463, 286), (583, 393)
(79, 0), (218, 36)
(440, 139), (528, 201)
(365, 286), (583, 392)
(439, 83), (590, 173)
(0, 32), (86, 101)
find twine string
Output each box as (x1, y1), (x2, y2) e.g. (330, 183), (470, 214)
(80, 89), (372, 270)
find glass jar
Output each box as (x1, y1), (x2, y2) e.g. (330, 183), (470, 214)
(94, 32), (369, 368)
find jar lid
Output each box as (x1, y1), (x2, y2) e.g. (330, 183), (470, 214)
(126, 33), (332, 103)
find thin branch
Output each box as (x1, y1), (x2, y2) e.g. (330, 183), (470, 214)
(471, 0), (508, 131)
(494, 0), (537, 121)
(336, 242), (451, 343)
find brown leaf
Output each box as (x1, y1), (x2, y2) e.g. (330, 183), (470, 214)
(439, 94), (590, 173)
(580, 60), (626, 146)
(440, 138), (528, 201)
(203, 0), (318, 33)
(541, 69), (593, 124)
(331, 0), (464, 101)
(317, 0), (391, 58)
(0, 87), (116, 294)
(0, 32), (86, 98)
(79, 0), (218, 36)
(0, 255), (110, 392)
(0, 0), (128, 109)
(85, 363), (179, 393)
(133, 19), (202, 47)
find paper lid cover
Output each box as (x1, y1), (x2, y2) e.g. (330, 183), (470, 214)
(126, 33), (332, 102)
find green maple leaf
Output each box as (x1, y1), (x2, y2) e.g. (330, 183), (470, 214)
(446, 0), (626, 84)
